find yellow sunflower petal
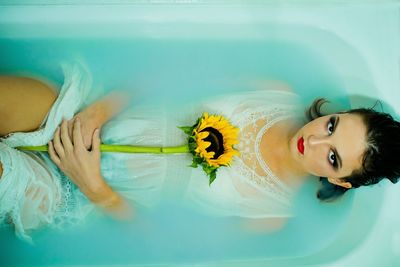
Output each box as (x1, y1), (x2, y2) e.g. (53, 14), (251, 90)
(196, 131), (210, 140)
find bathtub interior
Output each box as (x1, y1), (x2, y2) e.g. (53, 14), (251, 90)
(0, 2), (399, 267)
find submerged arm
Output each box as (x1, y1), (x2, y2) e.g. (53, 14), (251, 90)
(82, 180), (132, 220)
(241, 217), (288, 233)
(79, 90), (131, 126)
(68, 90), (132, 149)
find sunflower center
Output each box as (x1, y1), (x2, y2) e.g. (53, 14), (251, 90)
(201, 127), (224, 159)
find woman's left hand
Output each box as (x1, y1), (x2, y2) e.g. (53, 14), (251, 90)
(48, 118), (106, 199)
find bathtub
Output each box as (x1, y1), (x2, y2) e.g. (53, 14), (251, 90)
(0, 1), (399, 267)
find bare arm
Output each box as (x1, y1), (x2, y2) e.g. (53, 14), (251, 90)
(0, 76), (57, 136)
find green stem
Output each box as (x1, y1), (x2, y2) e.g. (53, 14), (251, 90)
(16, 144), (190, 154)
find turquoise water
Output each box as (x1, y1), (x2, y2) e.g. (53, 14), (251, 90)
(0, 38), (355, 266)
(0, 38), (348, 106)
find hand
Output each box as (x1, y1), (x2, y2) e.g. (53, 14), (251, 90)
(49, 118), (105, 200)
(49, 118), (134, 220)
(68, 105), (103, 150)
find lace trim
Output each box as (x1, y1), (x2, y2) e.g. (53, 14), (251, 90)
(234, 106), (295, 205)
(53, 172), (83, 229)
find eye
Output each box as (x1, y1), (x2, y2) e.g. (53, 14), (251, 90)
(328, 150), (337, 167)
(327, 117), (335, 135)
(327, 117), (337, 167)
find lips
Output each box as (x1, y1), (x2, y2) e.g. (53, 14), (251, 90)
(297, 137), (304, 155)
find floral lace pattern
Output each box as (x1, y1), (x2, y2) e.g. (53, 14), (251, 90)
(53, 172), (82, 229)
(233, 107), (295, 206)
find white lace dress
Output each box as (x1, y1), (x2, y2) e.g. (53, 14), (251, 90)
(0, 65), (304, 242)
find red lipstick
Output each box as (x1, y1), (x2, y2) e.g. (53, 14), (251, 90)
(297, 137), (304, 155)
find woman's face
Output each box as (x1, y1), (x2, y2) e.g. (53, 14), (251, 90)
(289, 113), (368, 188)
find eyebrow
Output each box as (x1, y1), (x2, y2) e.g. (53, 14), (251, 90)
(332, 116), (343, 170)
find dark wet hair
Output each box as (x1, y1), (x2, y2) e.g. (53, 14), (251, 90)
(306, 98), (400, 202)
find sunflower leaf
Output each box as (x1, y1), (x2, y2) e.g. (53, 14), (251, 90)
(202, 163), (217, 176)
(188, 142), (197, 152)
(209, 170), (217, 185)
(201, 164), (210, 174)
(193, 155), (204, 164)
(190, 160), (198, 168)
(193, 117), (201, 128)
(178, 126), (193, 135)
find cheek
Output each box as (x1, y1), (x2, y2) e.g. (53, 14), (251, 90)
(304, 153), (331, 177)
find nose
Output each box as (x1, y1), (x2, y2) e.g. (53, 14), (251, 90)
(308, 135), (331, 147)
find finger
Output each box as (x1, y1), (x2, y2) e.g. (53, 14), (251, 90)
(48, 141), (61, 166)
(91, 128), (101, 154)
(72, 118), (85, 150)
(52, 127), (65, 158)
(68, 119), (74, 144)
(84, 128), (92, 150)
(60, 119), (73, 151)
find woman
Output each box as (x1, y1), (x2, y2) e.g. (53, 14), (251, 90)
(1, 64), (399, 241)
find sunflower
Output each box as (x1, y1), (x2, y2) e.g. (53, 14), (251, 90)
(179, 112), (240, 184)
(193, 112), (240, 167)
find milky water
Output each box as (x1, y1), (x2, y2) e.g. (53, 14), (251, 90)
(0, 37), (357, 266)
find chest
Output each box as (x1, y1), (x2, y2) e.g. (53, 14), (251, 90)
(258, 119), (295, 185)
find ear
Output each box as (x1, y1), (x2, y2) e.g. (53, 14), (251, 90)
(327, 177), (353, 189)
